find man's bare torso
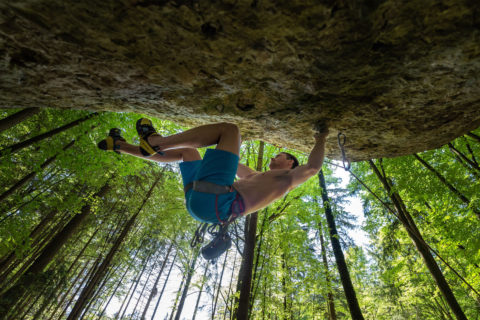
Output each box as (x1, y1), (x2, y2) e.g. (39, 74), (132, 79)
(233, 169), (293, 215)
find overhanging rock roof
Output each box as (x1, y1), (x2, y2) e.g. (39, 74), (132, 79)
(1, 0), (479, 160)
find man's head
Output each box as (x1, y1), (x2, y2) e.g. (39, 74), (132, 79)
(269, 152), (299, 170)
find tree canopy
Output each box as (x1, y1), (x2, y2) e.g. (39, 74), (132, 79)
(0, 108), (478, 319)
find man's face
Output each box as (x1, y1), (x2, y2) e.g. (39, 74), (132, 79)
(269, 153), (293, 170)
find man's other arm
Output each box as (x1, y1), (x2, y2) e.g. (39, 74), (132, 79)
(237, 163), (257, 179)
(289, 130), (328, 189)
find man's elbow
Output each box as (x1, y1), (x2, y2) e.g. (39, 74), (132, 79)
(305, 165), (321, 177)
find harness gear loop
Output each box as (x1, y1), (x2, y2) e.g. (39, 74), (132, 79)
(190, 223), (208, 248)
(337, 132), (351, 171)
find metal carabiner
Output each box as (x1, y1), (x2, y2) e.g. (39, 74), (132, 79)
(337, 132), (351, 171)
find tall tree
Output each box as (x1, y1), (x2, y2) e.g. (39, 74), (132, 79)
(192, 262), (209, 320)
(0, 112), (98, 156)
(0, 108), (41, 133)
(368, 160), (467, 320)
(234, 141), (264, 319)
(318, 170), (364, 320)
(0, 181), (111, 317)
(212, 250), (229, 317)
(413, 154), (480, 220)
(151, 249), (178, 320)
(174, 248), (200, 320)
(0, 139), (76, 202)
(141, 241), (174, 320)
(317, 217), (337, 320)
(66, 173), (162, 320)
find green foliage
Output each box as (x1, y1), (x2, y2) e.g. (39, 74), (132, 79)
(0, 108), (478, 319)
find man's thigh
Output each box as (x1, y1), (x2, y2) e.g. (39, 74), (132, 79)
(194, 149), (239, 186)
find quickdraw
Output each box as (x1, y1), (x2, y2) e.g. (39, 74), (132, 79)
(337, 132), (351, 171)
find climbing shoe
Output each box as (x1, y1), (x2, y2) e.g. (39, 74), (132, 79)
(201, 231), (232, 260)
(136, 118), (164, 156)
(97, 128), (125, 154)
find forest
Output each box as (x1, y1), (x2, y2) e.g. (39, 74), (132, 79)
(0, 108), (479, 320)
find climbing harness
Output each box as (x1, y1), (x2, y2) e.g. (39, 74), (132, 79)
(331, 133), (480, 298)
(187, 180), (242, 261)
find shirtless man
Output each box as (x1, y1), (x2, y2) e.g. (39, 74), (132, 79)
(98, 119), (328, 224)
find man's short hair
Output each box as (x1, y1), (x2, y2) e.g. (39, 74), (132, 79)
(281, 152), (299, 169)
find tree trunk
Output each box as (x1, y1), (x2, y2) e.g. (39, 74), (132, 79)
(169, 272), (187, 320)
(463, 138), (478, 165)
(213, 250), (229, 317)
(192, 262), (209, 320)
(466, 132), (480, 143)
(250, 208), (269, 307)
(447, 143), (480, 180)
(7, 203), (82, 286)
(30, 182), (111, 274)
(281, 252), (289, 319)
(0, 107), (41, 133)
(34, 228), (100, 319)
(98, 244), (144, 319)
(0, 182), (110, 316)
(318, 218), (337, 320)
(448, 142), (480, 172)
(368, 160), (467, 320)
(131, 255), (157, 318)
(234, 141), (264, 320)
(117, 246), (151, 318)
(0, 209), (68, 286)
(0, 208), (58, 278)
(151, 249), (178, 320)
(47, 263), (88, 320)
(66, 175), (161, 320)
(318, 170), (364, 320)
(0, 112), (98, 156)
(82, 260), (125, 319)
(0, 170), (72, 219)
(224, 250), (238, 320)
(174, 248), (200, 320)
(413, 153), (480, 220)
(59, 257), (102, 320)
(141, 241), (174, 320)
(0, 139), (76, 202)
(118, 238), (147, 318)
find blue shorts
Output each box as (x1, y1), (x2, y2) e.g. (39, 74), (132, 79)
(179, 148), (244, 224)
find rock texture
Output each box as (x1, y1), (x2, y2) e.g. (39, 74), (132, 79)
(0, 0), (479, 160)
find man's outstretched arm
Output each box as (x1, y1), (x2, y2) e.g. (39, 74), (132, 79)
(237, 163), (257, 179)
(289, 130), (328, 189)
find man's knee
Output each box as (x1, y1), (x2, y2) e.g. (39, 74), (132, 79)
(218, 122), (240, 137)
(182, 148), (201, 161)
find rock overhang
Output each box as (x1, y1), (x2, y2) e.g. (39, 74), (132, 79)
(0, 0), (479, 160)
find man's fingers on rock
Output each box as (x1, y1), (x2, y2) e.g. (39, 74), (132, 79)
(313, 121), (329, 134)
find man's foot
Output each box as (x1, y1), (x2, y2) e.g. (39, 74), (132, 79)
(136, 118), (164, 156)
(97, 128), (126, 154)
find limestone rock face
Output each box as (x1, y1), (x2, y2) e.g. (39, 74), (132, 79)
(1, 0), (479, 160)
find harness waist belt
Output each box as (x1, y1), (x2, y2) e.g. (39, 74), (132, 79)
(184, 180), (233, 194)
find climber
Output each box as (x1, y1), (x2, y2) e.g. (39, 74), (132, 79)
(98, 119), (328, 224)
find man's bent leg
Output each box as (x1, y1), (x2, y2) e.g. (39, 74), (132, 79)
(148, 122), (241, 156)
(116, 141), (201, 162)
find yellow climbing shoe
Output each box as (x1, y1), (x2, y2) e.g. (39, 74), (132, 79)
(97, 128), (125, 154)
(136, 118), (164, 156)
